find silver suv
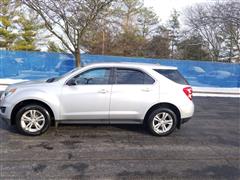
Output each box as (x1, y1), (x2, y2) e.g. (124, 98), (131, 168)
(0, 63), (194, 136)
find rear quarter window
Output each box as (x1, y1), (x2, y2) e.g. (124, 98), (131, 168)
(154, 69), (189, 85)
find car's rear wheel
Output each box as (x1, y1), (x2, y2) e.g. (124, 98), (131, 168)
(147, 108), (177, 136)
(15, 105), (51, 136)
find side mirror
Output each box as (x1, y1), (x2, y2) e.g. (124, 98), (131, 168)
(66, 78), (77, 86)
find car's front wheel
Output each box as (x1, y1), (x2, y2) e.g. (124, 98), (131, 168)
(15, 104), (51, 136)
(147, 108), (177, 136)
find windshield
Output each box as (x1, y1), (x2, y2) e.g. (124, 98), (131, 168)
(46, 68), (80, 83)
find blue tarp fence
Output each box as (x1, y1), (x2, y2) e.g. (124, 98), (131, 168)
(0, 50), (239, 87)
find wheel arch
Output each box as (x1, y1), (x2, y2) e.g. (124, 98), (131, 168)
(144, 102), (181, 128)
(10, 99), (55, 125)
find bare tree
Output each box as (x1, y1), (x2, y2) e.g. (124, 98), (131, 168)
(212, 1), (240, 62)
(185, 1), (240, 62)
(185, 4), (223, 61)
(167, 9), (180, 59)
(22, 0), (115, 67)
(212, 1), (240, 26)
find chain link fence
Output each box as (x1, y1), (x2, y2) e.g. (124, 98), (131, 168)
(0, 50), (239, 87)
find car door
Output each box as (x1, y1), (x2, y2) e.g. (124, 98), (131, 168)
(60, 67), (112, 122)
(109, 68), (159, 123)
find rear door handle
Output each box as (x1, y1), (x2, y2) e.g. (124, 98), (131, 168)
(142, 88), (151, 92)
(98, 89), (108, 94)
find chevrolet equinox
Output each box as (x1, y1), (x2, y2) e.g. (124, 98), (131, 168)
(0, 63), (194, 136)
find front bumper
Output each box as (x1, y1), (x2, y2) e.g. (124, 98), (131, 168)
(0, 104), (11, 125)
(0, 101), (11, 125)
(0, 116), (11, 125)
(0, 95), (13, 124)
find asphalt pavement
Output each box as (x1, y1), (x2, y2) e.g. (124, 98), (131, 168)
(0, 97), (239, 179)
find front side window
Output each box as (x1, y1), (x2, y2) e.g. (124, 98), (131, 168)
(73, 68), (111, 85)
(116, 68), (155, 84)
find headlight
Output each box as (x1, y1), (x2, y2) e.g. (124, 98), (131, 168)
(0, 93), (4, 101)
(4, 88), (17, 97)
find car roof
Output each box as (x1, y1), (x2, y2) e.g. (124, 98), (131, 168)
(85, 62), (177, 70)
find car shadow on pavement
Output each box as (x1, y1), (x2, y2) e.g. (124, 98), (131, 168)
(0, 119), (150, 136)
(55, 124), (150, 135)
(111, 124), (150, 135)
(0, 120), (19, 134)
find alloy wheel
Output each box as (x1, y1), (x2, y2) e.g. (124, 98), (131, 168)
(20, 110), (46, 133)
(152, 112), (173, 134)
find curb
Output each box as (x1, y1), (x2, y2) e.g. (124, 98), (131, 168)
(193, 92), (240, 98)
(192, 87), (240, 98)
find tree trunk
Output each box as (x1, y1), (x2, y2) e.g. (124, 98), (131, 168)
(74, 49), (81, 67)
(102, 30), (105, 55)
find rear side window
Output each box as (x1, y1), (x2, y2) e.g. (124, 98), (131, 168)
(116, 68), (155, 84)
(154, 69), (189, 85)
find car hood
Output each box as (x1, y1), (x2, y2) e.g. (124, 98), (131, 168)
(7, 79), (47, 89)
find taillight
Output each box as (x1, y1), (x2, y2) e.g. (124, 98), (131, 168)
(183, 87), (193, 100)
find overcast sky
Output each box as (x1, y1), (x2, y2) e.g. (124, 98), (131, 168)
(144, 0), (211, 24)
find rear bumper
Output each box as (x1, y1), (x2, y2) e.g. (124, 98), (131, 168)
(177, 117), (192, 129)
(179, 101), (194, 119)
(181, 117), (191, 124)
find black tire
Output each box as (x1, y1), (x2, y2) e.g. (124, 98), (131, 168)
(147, 108), (177, 136)
(15, 104), (51, 136)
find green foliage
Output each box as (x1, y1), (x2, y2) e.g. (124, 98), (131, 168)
(1, 0), (235, 63)
(114, 31), (146, 56)
(137, 7), (159, 38)
(47, 41), (66, 53)
(0, 0), (18, 50)
(13, 14), (41, 51)
(83, 0), (163, 58)
(0, 1), (41, 51)
(177, 35), (210, 60)
(120, 0), (144, 33)
(146, 27), (171, 58)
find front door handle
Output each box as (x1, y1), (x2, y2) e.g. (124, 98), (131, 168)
(98, 89), (108, 94)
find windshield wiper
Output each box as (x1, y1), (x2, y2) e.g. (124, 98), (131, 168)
(46, 77), (56, 83)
